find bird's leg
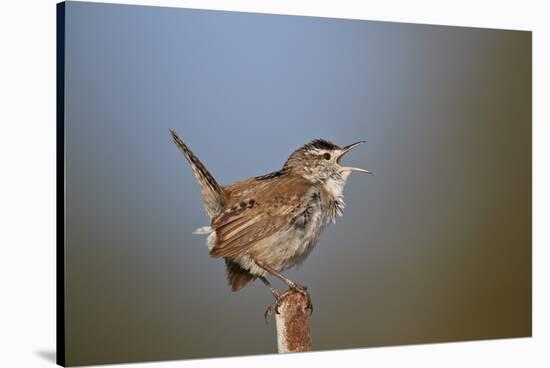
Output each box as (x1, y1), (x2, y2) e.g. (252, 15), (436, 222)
(260, 276), (288, 322)
(258, 263), (309, 294)
(257, 263), (313, 314)
(260, 276), (282, 299)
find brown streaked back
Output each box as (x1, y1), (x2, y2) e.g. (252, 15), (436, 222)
(210, 175), (314, 258)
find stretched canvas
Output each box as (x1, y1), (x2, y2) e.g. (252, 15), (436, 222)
(57, 1), (532, 366)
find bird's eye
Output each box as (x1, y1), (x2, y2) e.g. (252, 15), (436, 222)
(323, 153), (331, 160)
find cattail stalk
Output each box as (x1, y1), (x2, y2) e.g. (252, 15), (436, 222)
(275, 290), (312, 353)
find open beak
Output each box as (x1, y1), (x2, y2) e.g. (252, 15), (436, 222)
(337, 141), (371, 174)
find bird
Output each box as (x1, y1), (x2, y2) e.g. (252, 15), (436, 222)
(169, 130), (370, 317)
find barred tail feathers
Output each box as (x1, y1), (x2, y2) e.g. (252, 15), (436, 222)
(170, 130), (225, 218)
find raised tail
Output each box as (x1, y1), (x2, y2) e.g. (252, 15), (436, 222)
(169, 130), (226, 218)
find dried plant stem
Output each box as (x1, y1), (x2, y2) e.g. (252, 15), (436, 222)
(275, 290), (312, 353)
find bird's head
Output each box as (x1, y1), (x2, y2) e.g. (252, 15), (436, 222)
(284, 139), (370, 197)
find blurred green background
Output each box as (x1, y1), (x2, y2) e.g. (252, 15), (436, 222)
(63, 2), (531, 366)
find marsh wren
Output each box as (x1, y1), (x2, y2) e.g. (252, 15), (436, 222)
(170, 130), (370, 316)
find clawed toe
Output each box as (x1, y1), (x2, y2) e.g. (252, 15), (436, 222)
(290, 284), (313, 314)
(305, 298), (313, 314)
(263, 287), (313, 321)
(264, 302), (278, 323)
(264, 292), (290, 323)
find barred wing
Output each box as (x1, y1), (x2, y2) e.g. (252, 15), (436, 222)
(209, 176), (313, 258)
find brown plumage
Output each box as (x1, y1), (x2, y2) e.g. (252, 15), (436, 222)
(170, 129), (226, 218)
(211, 175), (311, 258)
(170, 130), (370, 306)
(224, 258), (256, 291)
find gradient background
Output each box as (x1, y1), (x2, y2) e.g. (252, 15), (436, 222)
(63, 1), (531, 366)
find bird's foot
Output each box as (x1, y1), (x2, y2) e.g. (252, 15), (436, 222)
(289, 283), (313, 314)
(264, 289), (292, 323)
(263, 285), (313, 322)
